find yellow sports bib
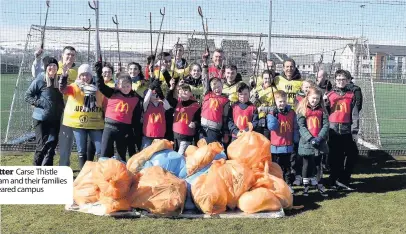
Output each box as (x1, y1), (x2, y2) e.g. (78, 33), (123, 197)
(62, 84), (104, 129)
(223, 81), (243, 103)
(275, 75), (303, 109)
(132, 80), (148, 98)
(170, 59), (190, 79)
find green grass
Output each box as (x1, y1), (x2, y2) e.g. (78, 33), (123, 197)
(1, 153), (406, 233)
(0, 74), (17, 136)
(374, 83), (406, 149)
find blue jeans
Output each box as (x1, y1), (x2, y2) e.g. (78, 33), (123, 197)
(72, 128), (102, 169)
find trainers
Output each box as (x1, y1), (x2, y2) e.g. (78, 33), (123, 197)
(293, 175), (302, 186)
(303, 185), (310, 196)
(335, 181), (355, 191)
(310, 177), (318, 186)
(317, 184), (329, 197)
(288, 185), (295, 194)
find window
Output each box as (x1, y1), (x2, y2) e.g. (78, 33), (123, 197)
(363, 56), (368, 60)
(302, 65), (305, 69)
(308, 65), (311, 68)
(362, 64), (369, 68)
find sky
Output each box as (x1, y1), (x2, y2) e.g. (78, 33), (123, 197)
(1, 0), (405, 58)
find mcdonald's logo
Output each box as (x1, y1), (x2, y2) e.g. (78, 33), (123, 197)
(334, 102), (348, 113)
(115, 101), (129, 113)
(280, 121), (292, 134)
(237, 116), (249, 128)
(176, 112), (189, 124)
(307, 116), (320, 129)
(149, 113), (162, 124)
(209, 99), (219, 110)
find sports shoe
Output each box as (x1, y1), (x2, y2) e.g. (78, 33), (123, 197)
(293, 175), (302, 186)
(317, 184), (329, 197)
(310, 177), (318, 186)
(335, 181), (355, 191)
(303, 185), (310, 197)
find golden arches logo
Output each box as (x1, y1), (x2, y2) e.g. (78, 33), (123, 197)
(115, 101), (129, 113)
(334, 102), (348, 113)
(209, 99), (219, 110)
(176, 112), (189, 124)
(307, 116), (320, 129)
(237, 116), (249, 128)
(280, 121), (292, 134)
(148, 113), (162, 124)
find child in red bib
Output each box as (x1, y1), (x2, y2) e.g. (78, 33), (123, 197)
(267, 90), (299, 193)
(95, 62), (142, 161)
(167, 80), (201, 155)
(228, 82), (258, 141)
(296, 86), (329, 197)
(141, 79), (172, 149)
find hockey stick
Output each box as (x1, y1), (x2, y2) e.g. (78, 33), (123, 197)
(149, 12), (153, 55)
(327, 51), (336, 92)
(171, 37), (181, 79)
(83, 19), (91, 63)
(112, 14), (122, 72)
(153, 8), (166, 59)
(40, 0), (50, 49)
(156, 33), (165, 82)
(198, 6), (209, 52)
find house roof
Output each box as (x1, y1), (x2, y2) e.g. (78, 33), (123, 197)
(290, 55), (316, 65)
(347, 44), (406, 56)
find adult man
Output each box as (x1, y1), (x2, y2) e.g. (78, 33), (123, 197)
(222, 64), (244, 103)
(316, 70), (333, 93)
(274, 58), (303, 109)
(208, 49), (225, 79)
(345, 70), (363, 113)
(32, 46), (78, 166)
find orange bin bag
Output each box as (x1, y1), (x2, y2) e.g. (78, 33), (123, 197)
(227, 123), (271, 168)
(98, 196), (132, 214)
(238, 187), (282, 214)
(93, 159), (133, 200)
(73, 161), (100, 205)
(252, 162), (293, 209)
(214, 159), (255, 209)
(186, 139), (224, 176)
(184, 145), (198, 158)
(191, 162), (228, 214)
(129, 166), (187, 216)
(127, 139), (174, 174)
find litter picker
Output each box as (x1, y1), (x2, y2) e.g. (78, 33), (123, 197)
(112, 14), (122, 72)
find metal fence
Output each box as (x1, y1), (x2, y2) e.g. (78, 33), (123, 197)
(1, 0), (405, 152)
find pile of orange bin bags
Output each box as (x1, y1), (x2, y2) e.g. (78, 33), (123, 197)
(73, 126), (294, 215)
(192, 123), (293, 214)
(73, 140), (186, 215)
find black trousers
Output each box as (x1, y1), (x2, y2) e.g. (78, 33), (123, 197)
(101, 125), (131, 161)
(272, 153), (294, 184)
(200, 127), (222, 144)
(328, 130), (359, 185)
(33, 119), (60, 166)
(302, 155), (323, 180)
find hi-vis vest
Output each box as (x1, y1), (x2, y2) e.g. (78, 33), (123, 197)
(143, 102), (166, 138)
(232, 104), (256, 131)
(170, 59), (190, 79)
(257, 85), (278, 106)
(132, 80), (147, 98)
(105, 94), (139, 124)
(306, 108), (323, 137)
(327, 91), (353, 123)
(57, 61), (78, 85)
(105, 80), (115, 88)
(201, 93), (229, 123)
(223, 81), (243, 103)
(270, 110), (295, 146)
(63, 84), (104, 129)
(275, 76), (302, 109)
(173, 101), (200, 136)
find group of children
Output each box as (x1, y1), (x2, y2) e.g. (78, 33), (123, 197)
(26, 44), (361, 198)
